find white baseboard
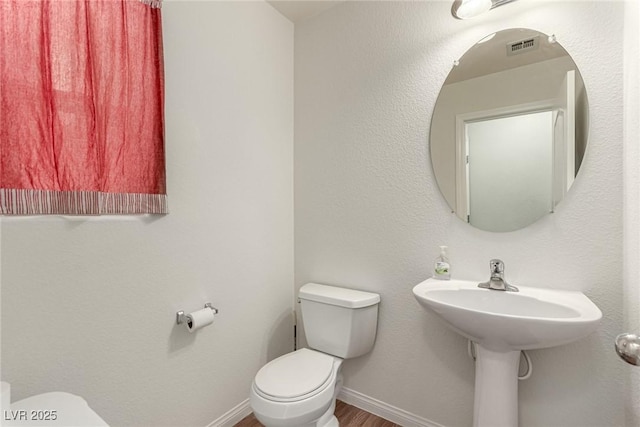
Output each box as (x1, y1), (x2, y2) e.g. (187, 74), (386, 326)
(337, 387), (446, 427)
(207, 398), (252, 427)
(208, 389), (444, 427)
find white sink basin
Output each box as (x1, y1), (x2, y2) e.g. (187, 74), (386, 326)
(413, 278), (602, 427)
(413, 278), (602, 351)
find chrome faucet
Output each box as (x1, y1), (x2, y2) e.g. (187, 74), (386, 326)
(478, 259), (519, 292)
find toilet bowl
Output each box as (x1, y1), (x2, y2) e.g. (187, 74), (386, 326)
(0, 382), (109, 427)
(250, 349), (343, 427)
(249, 283), (380, 427)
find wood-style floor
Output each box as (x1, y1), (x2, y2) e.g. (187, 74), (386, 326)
(234, 400), (401, 427)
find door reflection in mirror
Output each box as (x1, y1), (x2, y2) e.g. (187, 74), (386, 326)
(465, 111), (553, 232)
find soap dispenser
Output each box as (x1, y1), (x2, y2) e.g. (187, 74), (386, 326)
(433, 246), (451, 280)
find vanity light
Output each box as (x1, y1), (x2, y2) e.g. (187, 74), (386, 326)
(452, 0), (492, 19)
(452, 0), (518, 20)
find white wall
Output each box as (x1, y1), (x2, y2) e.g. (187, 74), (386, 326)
(0, 2), (293, 426)
(295, 1), (624, 426)
(623, 0), (640, 424)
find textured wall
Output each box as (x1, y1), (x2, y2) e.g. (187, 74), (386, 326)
(623, 0), (640, 424)
(295, 1), (624, 426)
(0, 2), (293, 426)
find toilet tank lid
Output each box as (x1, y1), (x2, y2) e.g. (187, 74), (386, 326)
(299, 283), (380, 308)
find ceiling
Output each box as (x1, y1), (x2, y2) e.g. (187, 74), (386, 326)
(267, 1), (345, 23)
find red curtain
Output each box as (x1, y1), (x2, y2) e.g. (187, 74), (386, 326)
(0, 0), (166, 214)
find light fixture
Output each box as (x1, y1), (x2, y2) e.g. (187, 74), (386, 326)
(452, 0), (518, 20)
(452, 0), (492, 19)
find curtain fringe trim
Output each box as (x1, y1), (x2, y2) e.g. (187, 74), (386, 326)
(140, 0), (162, 9)
(0, 189), (168, 215)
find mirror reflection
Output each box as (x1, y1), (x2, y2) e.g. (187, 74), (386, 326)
(430, 28), (588, 232)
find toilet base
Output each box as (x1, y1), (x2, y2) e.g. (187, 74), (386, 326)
(314, 398), (338, 427)
(321, 415), (339, 427)
(315, 372), (341, 427)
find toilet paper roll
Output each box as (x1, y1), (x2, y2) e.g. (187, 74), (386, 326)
(186, 308), (215, 333)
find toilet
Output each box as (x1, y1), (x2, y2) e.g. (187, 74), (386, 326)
(0, 382), (109, 427)
(250, 283), (380, 427)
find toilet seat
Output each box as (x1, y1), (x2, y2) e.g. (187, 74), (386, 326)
(249, 349), (343, 427)
(254, 348), (336, 402)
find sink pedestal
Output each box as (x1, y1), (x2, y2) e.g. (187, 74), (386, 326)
(473, 345), (520, 427)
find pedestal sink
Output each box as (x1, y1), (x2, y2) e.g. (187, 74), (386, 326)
(413, 278), (602, 427)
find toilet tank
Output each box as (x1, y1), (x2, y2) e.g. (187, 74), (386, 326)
(299, 283), (380, 359)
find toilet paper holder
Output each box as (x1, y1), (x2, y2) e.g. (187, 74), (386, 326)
(176, 303), (219, 325)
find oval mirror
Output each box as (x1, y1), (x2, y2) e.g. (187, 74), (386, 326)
(430, 28), (589, 232)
